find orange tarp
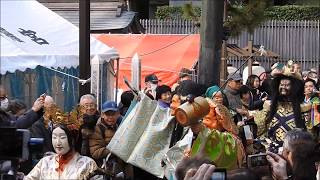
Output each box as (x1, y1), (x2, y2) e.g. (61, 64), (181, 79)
(95, 34), (200, 89)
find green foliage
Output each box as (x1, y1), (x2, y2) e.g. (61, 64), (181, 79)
(155, 5), (320, 21)
(225, 0), (270, 36)
(265, 6), (320, 20)
(155, 5), (201, 20)
(182, 3), (201, 21)
(294, 0), (320, 6)
(155, 3), (320, 37)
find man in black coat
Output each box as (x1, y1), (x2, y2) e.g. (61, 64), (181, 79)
(0, 95), (45, 129)
(29, 96), (55, 153)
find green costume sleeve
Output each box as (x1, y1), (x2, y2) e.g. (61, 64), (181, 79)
(191, 128), (239, 170)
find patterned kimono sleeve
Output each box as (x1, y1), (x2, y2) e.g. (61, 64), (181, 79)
(79, 158), (99, 180)
(254, 101), (271, 137)
(24, 157), (44, 180)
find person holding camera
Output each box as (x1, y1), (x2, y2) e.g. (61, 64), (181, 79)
(267, 129), (320, 180)
(29, 96), (56, 154)
(1, 94), (45, 129)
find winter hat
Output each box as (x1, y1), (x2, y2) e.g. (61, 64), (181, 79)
(205, 85), (220, 98)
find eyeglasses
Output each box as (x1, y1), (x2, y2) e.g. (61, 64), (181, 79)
(0, 96), (7, 101)
(83, 103), (96, 109)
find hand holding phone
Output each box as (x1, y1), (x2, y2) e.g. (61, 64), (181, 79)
(247, 153), (269, 168)
(32, 93), (46, 112)
(184, 164), (216, 180)
(266, 151), (288, 180)
(40, 93), (46, 99)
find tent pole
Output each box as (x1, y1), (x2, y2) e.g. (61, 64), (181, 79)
(79, 0), (91, 97)
(115, 58), (120, 103)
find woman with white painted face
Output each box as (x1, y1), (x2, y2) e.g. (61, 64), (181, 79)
(25, 124), (99, 180)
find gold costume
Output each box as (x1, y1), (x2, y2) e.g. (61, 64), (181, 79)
(254, 100), (311, 145)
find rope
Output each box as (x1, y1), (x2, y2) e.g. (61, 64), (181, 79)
(39, 30), (199, 80)
(119, 61), (198, 77)
(118, 31), (197, 60)
(41, 66), (79, 79)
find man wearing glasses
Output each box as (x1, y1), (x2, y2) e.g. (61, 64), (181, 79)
(79, 94), (100, 156)
(224, 73), (249, 123)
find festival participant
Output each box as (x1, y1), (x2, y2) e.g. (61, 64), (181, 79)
(118, 91), (134, 116)
(201, 85), (245, 167)
(203, 85), (238, 135)
(156, 85), (172, 109)
(169, 80), (207, 147)
(25, 124), (99, 180)
(254, 62), (312, 146)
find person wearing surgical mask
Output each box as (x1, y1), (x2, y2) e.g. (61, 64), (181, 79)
(0, 86), (9, 111)
(144, 74), (160, 100)
(25, 124), (99, 180)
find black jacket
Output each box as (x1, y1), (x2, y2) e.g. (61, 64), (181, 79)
(0, 109), (43, 129)
(15, 109), (44, 129)
(29, 117), (54, 153)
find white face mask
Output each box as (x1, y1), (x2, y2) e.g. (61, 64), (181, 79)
(52, 127), (71, 155)
(0, 98), (9, 110)
(150, 83), (157, 91)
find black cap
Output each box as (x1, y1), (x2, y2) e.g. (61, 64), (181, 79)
(145, 74), (159, 83)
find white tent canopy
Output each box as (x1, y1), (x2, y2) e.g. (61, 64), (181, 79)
(0, 0), (118, 74)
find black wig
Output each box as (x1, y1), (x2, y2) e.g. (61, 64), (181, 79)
(267, 75), (305, 129)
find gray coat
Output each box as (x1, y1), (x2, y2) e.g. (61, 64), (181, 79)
(223, 86), (242, 111)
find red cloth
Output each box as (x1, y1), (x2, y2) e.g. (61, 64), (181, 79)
(95, 34), (200, 90)
(55, 150), (75, 173)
